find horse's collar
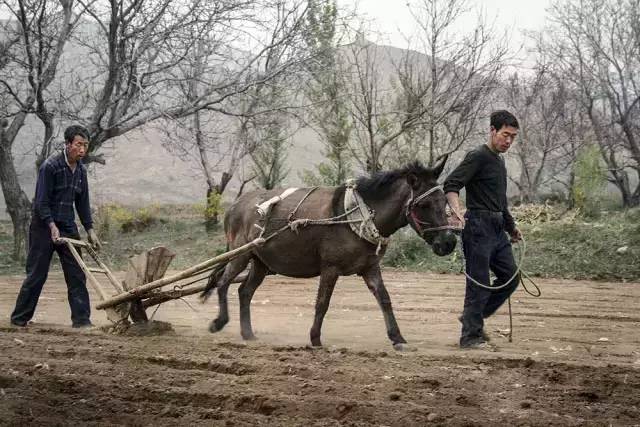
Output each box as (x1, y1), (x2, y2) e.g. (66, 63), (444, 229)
(344, 180), (390, 252)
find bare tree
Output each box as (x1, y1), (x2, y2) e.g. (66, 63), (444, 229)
(544, 0), (640, 207)
(393, 0), (509, 166)
(68, 0), (310, 159)
(1, 0), (311, 252)
(159, 36), (256, 229)
(300, 0), (352, 185)
(159, 0), (307, 226)
(504, 68), (575, 202)
(0, 0), (79, 260)
(339, 34), (406, 174)
(250, 119), (291, 189)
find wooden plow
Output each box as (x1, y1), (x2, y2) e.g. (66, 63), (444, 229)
(57, 237), (265, 325)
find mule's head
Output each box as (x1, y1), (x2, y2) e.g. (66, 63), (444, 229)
(405, 157), (457, 256)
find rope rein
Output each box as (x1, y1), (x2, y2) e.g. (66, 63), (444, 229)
(454, 226), (541, 343)
(256, 183), (450, 247)
(456, 233), (540, 297)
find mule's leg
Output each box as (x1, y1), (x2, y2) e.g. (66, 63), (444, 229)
(361, 264), (407, 347)
(309, 268), (339, 347)
(237, 259), (268, 340)
(209, 255), (251, 333)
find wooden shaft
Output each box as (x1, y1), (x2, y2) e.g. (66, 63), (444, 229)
(64, 241), (126, 323)
(65, 242), (110, 301)
(59, 237), (124, 294)
(141, 273), (248, 308)
(93, 255), (125, 294)
(95, 238), (264, 310)
(142, 284), (207, 308)
(58, 237), (89, 248)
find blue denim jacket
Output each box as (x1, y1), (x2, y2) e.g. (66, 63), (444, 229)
(32, 150), (92, 233)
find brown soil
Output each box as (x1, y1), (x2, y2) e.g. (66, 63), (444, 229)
(1, 271), (639, 426)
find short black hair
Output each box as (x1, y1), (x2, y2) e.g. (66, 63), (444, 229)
(64, 125), (89, 144)
(490, 110), (519, 131)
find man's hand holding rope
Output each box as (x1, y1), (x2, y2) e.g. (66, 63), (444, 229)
(445, 191), (465, 231)
(509, 227), (523, 243)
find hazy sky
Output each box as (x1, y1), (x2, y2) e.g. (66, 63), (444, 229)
(338, 0), (553, 55)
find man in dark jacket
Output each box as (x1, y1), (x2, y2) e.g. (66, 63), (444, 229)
(11, 125), (102, 328)
(444, 110), (522, 349)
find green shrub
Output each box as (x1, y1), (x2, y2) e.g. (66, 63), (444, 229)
(124, 206), (159, 233)
(204, 192), (224, 223)
(94, 204), (159, 234)
(383, 208), (640, 281)
(572, 145), (607, 217)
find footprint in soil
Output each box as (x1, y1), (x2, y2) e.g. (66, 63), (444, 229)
(455, 394), (478, 407)
(159, 404), (185, 418)
(544, 369), (566, 383)
(577, 391), (600, 402)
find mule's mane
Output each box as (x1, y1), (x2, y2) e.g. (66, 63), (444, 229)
(356, 161), (431, 201)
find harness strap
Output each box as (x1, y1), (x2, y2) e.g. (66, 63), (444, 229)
(344, 180), (390, 254)
(405, 185), (458, 234)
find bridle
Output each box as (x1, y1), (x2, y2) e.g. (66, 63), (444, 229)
(405, 184), (456, 236)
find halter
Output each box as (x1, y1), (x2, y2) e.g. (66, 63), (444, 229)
(405, 184), (456, 236)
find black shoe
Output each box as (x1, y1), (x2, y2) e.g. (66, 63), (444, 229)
(10, 320), (27, 327)
(460, 339), (497, 351)
(72, 322), (94, 329)
(458, 315), (490, 342)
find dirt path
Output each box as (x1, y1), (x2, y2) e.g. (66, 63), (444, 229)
(1, 271), (639, 425)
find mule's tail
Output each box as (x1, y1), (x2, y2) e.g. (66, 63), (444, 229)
(200, 260), (228, 302)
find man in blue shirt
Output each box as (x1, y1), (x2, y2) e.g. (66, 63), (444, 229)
(11, 125), (102, 328)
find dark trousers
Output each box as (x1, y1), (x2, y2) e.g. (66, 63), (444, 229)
(460, 210), (519, 346)
(11, 220), (91, 326)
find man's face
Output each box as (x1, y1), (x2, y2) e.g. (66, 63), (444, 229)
(490, 125), (518, 153)
(66, 135), (88, 162)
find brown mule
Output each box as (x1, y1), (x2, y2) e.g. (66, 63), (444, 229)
(202, 160), (457, 350)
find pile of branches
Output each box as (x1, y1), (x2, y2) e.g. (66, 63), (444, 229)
(511, 203), (569, 225)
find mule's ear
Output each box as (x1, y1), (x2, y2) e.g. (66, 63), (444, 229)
(432, 154), (448, 179)
(406, 173), (420, 190)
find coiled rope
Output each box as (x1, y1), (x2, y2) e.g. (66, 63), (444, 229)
(455, 233), (541, 342)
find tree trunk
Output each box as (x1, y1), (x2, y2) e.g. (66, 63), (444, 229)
(204, 171), (232, 232)
(35, 112), (55, 168)
(0, 137), (32, 262)
(204, 186), (219, 232)
(617, 173), (633, 208)
(567, 170), (576, 210)
(627, 172), (640, 208)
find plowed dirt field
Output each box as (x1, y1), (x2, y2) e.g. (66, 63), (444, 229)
(1, 271), (639, 426)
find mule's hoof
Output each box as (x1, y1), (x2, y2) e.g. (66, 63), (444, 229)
(208, 319), (226, 333)
(242, 333), (257, 341)
(208, 321), (218, 333)
(393, 342), (416, 352)
(310, 340), (323, 348)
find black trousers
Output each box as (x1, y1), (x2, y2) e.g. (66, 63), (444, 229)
(460, 210), (519, 346)
(11, 220), (90, 327)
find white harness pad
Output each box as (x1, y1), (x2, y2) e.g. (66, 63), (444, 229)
(256, 188), (299, 217)
(344, 180), (390, 251)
